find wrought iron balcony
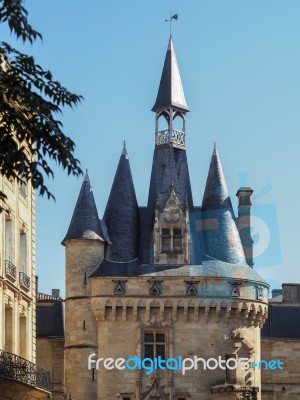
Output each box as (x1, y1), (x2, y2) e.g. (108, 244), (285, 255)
(19, 271), (30, 290)
(5, 260), (17, 280)
(0, 350), (51, 391)
(156, 129), (186, 149)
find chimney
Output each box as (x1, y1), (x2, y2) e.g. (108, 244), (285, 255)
(236, 187), (254, 268)
(282, 284), (300, 303)
(52, 289), (60, 298)
(272, 289), (282, 298)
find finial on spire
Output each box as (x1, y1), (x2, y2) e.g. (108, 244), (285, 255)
(170, 181), (176, 192)
(122, 140), (128, 159)
(84, 169), (89, 181)
(213, 142), (217, 156)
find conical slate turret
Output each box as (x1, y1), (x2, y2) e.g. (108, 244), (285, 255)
(104, 144), (140, 262)
(62, 172), (104, 244)
(201, 145), (246, 264)
(142, 37), (193, 264)
(152, 38), (189, 112)
(202, 144), (233, 211)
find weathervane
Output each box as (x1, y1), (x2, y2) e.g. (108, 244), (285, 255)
(165, 12), (178, 38)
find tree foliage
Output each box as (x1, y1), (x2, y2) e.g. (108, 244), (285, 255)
(0, 0), (83, 209)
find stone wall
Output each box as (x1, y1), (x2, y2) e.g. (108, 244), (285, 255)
(261, 338), (300, 400)
(36, 337), (65, 400)
(89, 276), (268, 400)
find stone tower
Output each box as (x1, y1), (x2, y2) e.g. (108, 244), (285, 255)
(62, 172), (109, 399)
(63, 38), (269, 400)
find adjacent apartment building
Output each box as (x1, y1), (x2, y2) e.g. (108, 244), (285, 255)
(0, 167), (51, 398)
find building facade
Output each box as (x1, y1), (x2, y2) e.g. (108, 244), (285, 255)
(261, 284), (300, 399)
(36, 290), (65, 400)
(63, 38), (270, 400)
(0, 166), (51, 398)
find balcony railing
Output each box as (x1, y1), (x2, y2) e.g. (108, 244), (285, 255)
(0, 350), (51, 392)
(156, 129), (186, 149)
(5, 260), (17, 280)
(19, 271), (30, 290)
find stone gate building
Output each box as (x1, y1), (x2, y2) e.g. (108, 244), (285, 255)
(62, 37), (269, 400)
(0, 151), (51, 398)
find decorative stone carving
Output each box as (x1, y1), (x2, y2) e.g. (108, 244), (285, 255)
(185, 281), (199, 296)
(149, 281), (162, 295)
(142, 374), (169, 400)
(113, 280), (127, 295)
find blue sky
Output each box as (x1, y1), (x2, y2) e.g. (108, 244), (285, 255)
(2, 0), (300, 296)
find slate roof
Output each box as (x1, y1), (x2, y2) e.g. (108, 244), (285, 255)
(62, 172), (107, 244)
(147, 144), (193, 213)
(103, 144), (140, 262)
(152, 38), (189, 112)
(202, 144), (233, 211)
(36, 298), (64, 338)
(261, 304), (300, 339)
(89, 257), (267, 285)
(201, 145), (246, 264)
(141, 144), (194, 264)
(64, 38), (256, 285)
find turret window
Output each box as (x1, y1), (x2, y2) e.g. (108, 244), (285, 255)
(186, 281), (199, 296)
(113, 280), (127, 295)
(161, 228), (183, 253)
(231, 283), (241, 298)
(256, 286), (264, 300)
(149, 280), (162, 295)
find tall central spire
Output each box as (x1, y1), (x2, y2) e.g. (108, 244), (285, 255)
(152, 38), (189, 151)
(152, 38), (189, 112)
(147, 37), (194, 217)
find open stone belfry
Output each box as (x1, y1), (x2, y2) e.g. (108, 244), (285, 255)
(62, 38), (269, 400)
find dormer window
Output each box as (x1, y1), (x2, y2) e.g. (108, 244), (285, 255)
(153, 183), (189, 264)
(161, 228), (182, 253)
